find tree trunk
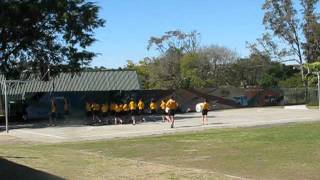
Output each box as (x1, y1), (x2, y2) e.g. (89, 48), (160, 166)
(300, 64), (308, 103)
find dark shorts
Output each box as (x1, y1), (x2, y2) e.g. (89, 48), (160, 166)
(50, 112), (56, 119)
(64, 110), (69, 115)
(86, 111), (92, 117)
(120, 111), (126, 116)
(93, 110), (99, 115)
(115, 112), (120, 117)
(138, 109), (143, 115)
(130, 110), (136, 115)
(202, 109), (208, 116)
(101, 112), (108, 117)
(110, 110), (115, 116)
(150, 109), (156, 114)
(161, 109), (167, 115)
(168, 109), (175, 116)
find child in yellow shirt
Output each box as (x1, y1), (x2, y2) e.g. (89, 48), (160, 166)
(129, 98), (137, 125)
(201, 99), (209, 125)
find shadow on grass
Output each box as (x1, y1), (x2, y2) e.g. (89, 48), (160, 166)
(0, 157), (64, 180)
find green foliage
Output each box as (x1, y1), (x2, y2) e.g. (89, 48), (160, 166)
(304, 62), (320, 87)
(125, 59), (151, 89)
(279, 74), (304, 88)
(0, 0), (105, 79)
(180, 53), (206, 88)
(259, 63), (287, 88)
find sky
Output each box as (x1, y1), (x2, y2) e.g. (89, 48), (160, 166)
(89, 0), (266, 68)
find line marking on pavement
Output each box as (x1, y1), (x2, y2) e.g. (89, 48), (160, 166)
(14, 130), (66, 139)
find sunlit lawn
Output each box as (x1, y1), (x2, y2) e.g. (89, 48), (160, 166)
(1, 122), (320, 179)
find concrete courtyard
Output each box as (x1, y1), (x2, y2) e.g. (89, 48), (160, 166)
(1, 106), (320, 143)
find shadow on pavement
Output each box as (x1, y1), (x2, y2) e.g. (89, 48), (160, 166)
(0, 157), (64, 180)
(177, 122), (223, 129)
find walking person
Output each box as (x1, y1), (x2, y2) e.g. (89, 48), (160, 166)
(122, 101), (129, 124)
(137, 98), (145, 122)
(49, 97), (57, 126)
(166, 96), (178, 128)
(201, 99), (209, 125)
(92, 102), (101, 124)
(114, 103), (123, 125)
(160, 99), (169, 122)
(129, 98), (137, 125)
(149, 99), (157, 121)
(101, 102), (109, 125)
(63, 97), (69, 122)
(85, 101), (92, 125)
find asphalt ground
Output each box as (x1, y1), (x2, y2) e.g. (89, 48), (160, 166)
(1, 106), (319, 143)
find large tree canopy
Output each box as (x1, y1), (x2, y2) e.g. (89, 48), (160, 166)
(0, 0), (105, 79)
(248, 0), (320, 87)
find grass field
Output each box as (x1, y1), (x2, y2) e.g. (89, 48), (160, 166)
(1, 122), (320, 180)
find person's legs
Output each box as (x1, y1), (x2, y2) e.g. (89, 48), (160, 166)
(138, 110), (142, 123)
(118, 113), (123, 124)
(49, 113), (53, 126)
(170, 116), (174, 128)
(169, 110), (175, 128)
(131, 110), (136, 125)
(151, 110), (156, 122)
(64, 111), (69, 123)
(51, 112), (56, 126)
(205, 115), (208, 125)
(114, 112), (117, 125)
(132, 115), (135, 125)
(141, 110), (146, 122)
(204, 110), (208, 125)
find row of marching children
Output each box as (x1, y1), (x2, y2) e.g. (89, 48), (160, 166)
(85, 96), (179, 128)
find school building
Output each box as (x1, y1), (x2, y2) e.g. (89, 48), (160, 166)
(0, 70), (146, 121)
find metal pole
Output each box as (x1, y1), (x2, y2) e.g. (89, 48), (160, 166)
(4, 81), (8, 133)
(317, 72), (320, 111)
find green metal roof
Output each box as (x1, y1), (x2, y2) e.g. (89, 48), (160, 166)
(1, 70), (141, 94)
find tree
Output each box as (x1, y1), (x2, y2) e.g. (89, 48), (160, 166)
(249, 0), (304, 83)
(198, 45), (239, 86)
(125, 59), (151, 89)
(230, 53), (271, 87)
(304, 62), (320, 86)
(250, 0), (320, 83)
(0, 0), (105, 79)
(180, 53), (206, 88)
(146, 30), (200, 89)
(259, 62), (286, 88)
(147, 30), (200, 54)
(302, 0), (320, 63)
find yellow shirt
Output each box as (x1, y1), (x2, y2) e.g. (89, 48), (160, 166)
(166, 99), (177, 110)
(129, 101), (136, 110)
(202, 102), (209, 110)
(160, 101), (166, 110)
(150, 102), (157, 110)
(123, 104), (129, 111)
(138, 101), (144, 110)
(86, 103), (91, 112)
(114, 105), (122, 113)
(110, 104), (116, 111)
(93, 103), (100, 111)
(101, 104), (109, 113)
